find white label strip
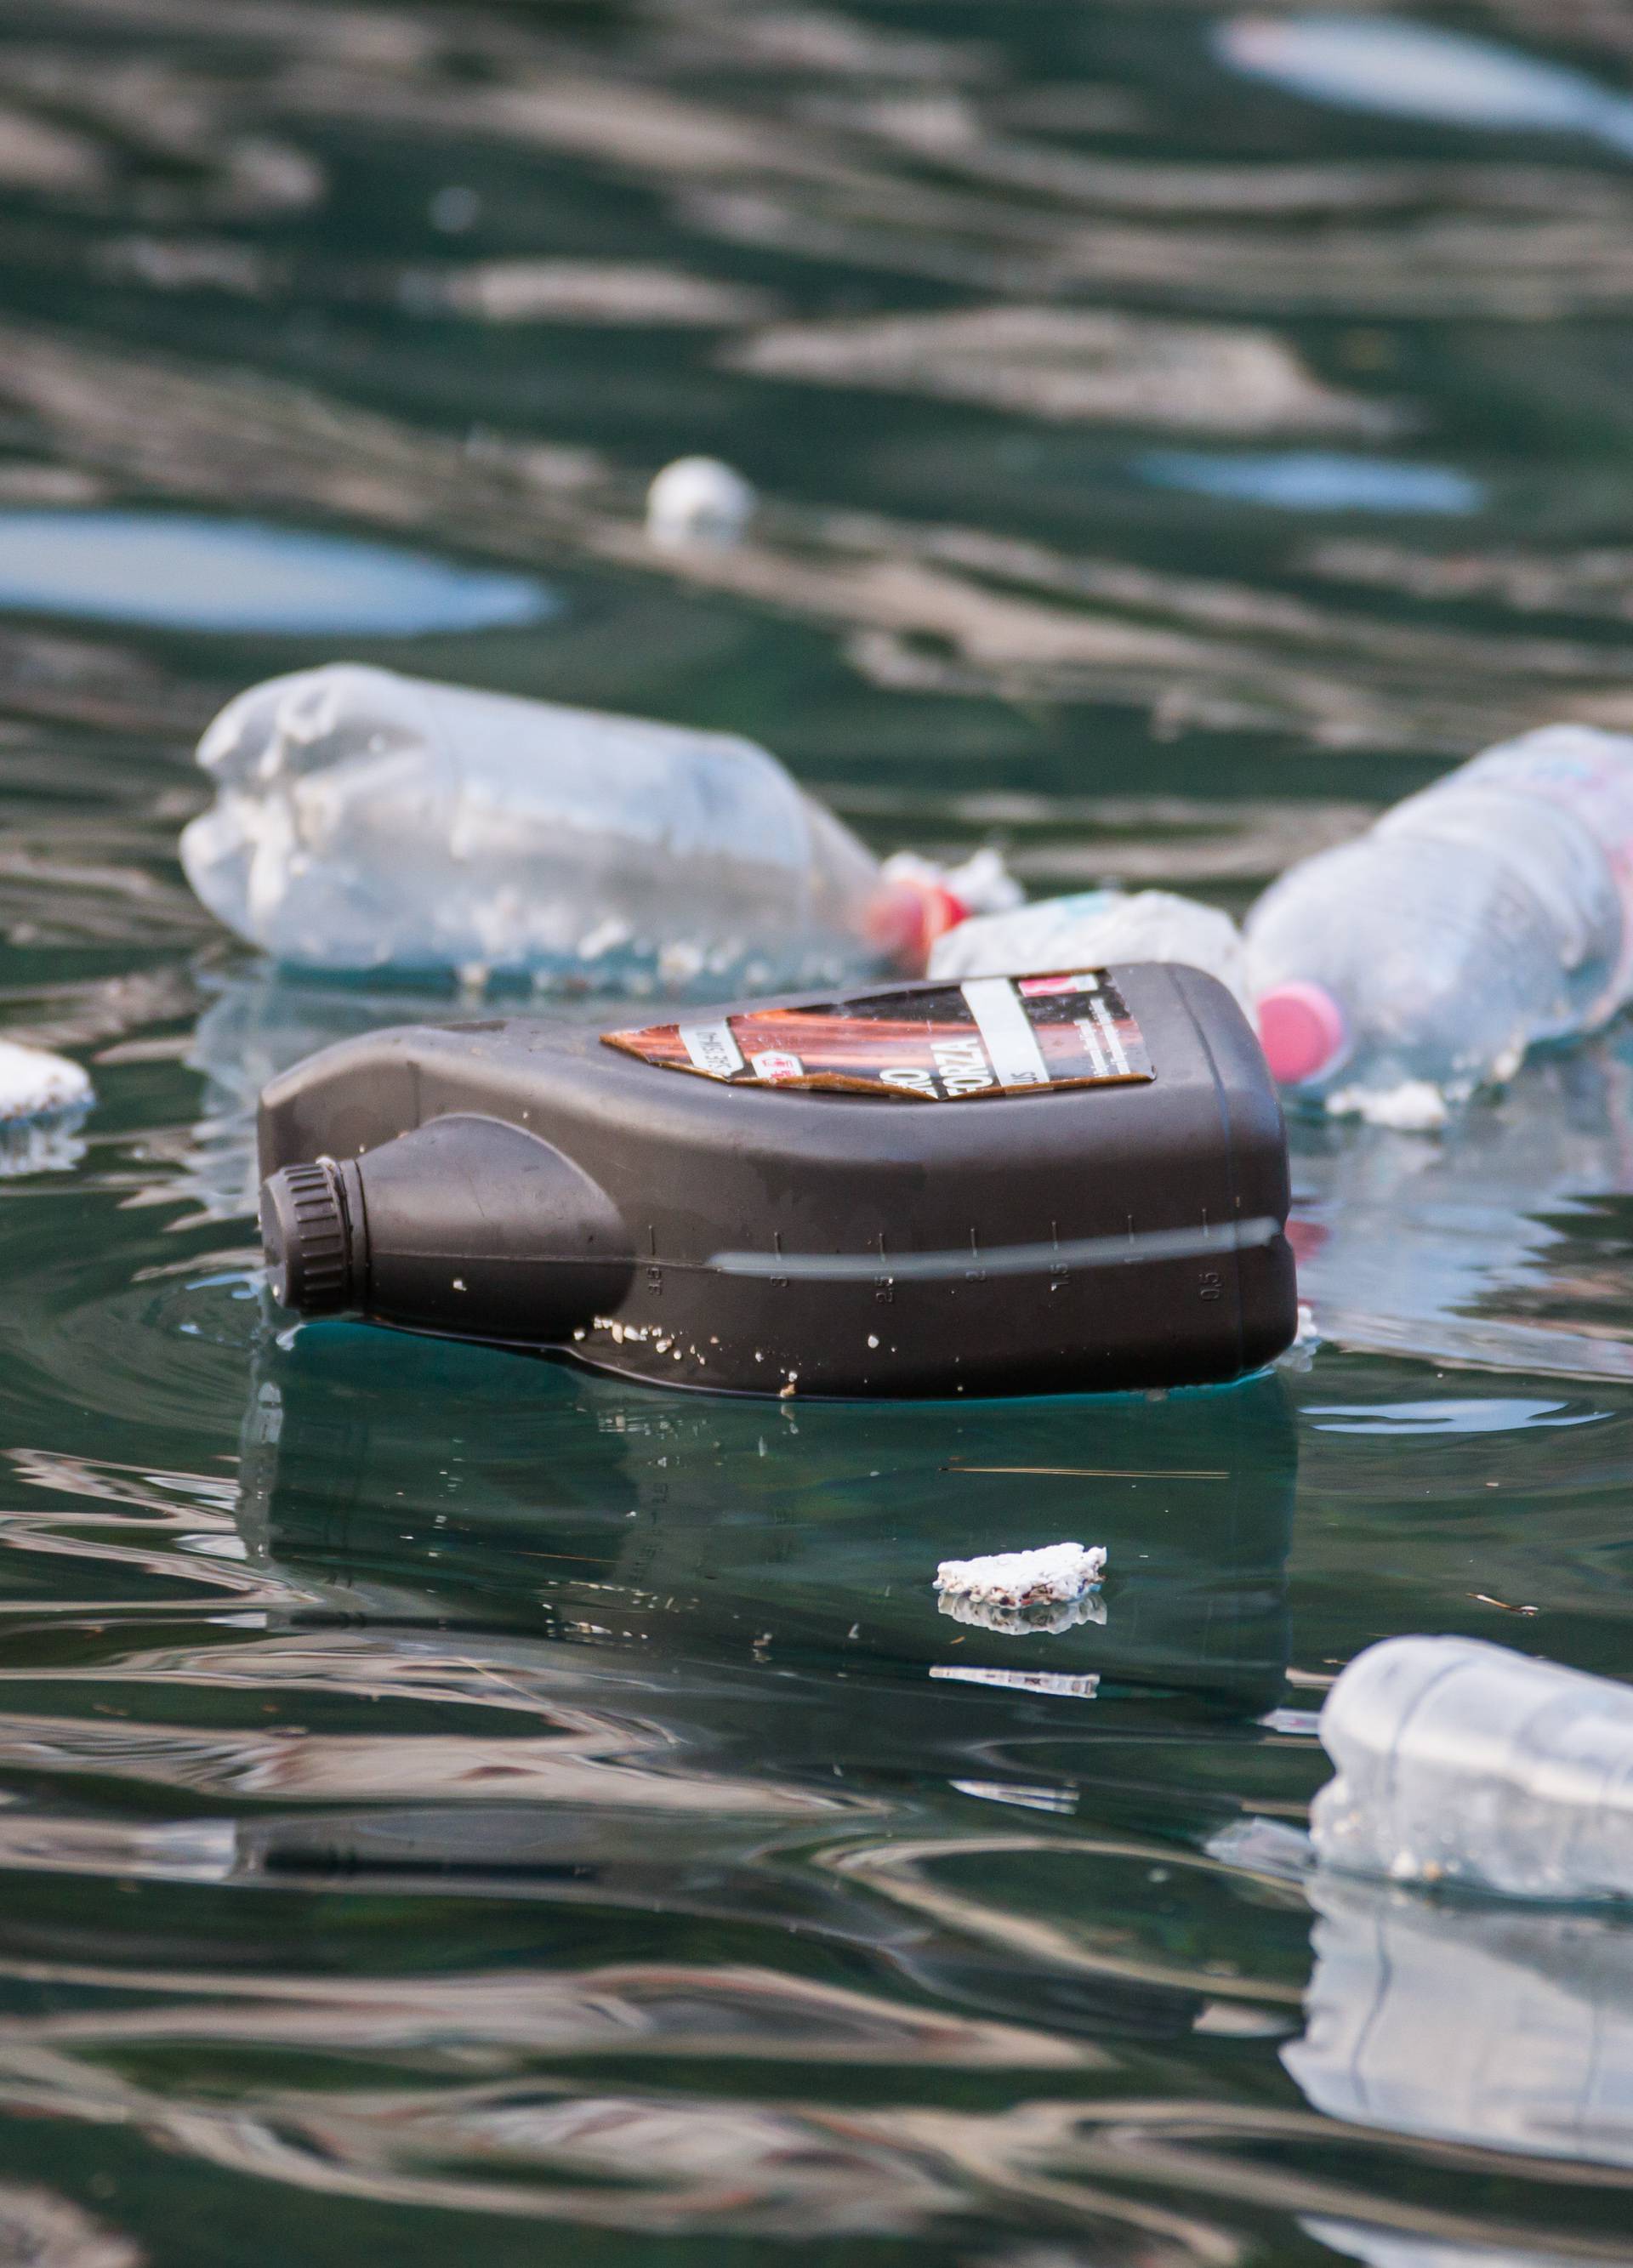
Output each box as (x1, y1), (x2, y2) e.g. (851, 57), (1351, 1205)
(678, 1020), (745, 1078)
(960, 977), (1050, 1088)
(1089, 994), (1130, 1076)
(1073, 1015), (1110, 1077)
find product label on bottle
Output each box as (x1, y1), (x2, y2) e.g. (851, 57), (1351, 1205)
(604, 971), (1153, 1100)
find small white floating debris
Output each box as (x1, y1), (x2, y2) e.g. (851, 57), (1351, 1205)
(1324, 1077), (1448, 1133)
(0, 1037), (91, 1123)
(646, 455), (757, 549)
(934, 1540), (1106, 1611)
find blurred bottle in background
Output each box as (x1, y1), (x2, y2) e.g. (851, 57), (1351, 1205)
(1312, 1634), (1633, 1901)
(181, 663), (1004, 993)
(930, 885), (1248, 1008)
(1247, 725), (1633, 1122)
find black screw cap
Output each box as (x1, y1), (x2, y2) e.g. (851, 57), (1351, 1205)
(260, 1160), (354, 1314)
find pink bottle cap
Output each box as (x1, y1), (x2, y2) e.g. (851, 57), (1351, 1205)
(1255, 981), (1347, 1086)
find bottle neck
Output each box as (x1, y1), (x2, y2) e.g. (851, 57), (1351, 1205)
(866, 878), (969, 973)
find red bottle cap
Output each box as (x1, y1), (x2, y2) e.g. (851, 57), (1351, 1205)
(1255, 981), (1347, 1085)
(867, 879), (968, 971)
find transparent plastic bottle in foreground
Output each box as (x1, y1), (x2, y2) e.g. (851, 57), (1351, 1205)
(180, 663), (942, 991)
(1244, 725), (1633, 1116)
(1312, 1634), (1633, 1901)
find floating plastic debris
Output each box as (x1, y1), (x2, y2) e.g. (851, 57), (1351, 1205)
(1312, 1635), (1633, 1901)
(882, 845), (1022, 924)
(1323, 1077), (1448, 1133)
(256, 967), (1295, 1395)
(0, 511), (554, 636)
(646, 456), (758, 549)
(181, 662), (957, 985)
(934, 1542), (1107, 1612)
(930, 888), (1248, 1009)
(0, 1037), (91, 1123)
(1247, 724), (1633, 1116)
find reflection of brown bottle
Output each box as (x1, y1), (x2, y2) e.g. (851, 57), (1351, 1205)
(258, 962), (1294, 1399)
(237, 1320), (1297, 1714)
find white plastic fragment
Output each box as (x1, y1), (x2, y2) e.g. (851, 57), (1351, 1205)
(934, 1540), (1107, 1611)
(882, 844), (1023, 920)
(646, 455), (758, 549)
(0, 1037), (92, 1123)
(930, 888), (1249, 1009)
(1324, 1077), (1449, 1133)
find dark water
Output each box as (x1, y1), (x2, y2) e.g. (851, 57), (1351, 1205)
(5, 3), (1633, 2261)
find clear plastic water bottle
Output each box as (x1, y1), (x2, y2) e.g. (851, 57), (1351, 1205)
(180, 663), (968, 990)
(1312, 1634), (1633, 1901)
(1245, 725), (1633, 1112)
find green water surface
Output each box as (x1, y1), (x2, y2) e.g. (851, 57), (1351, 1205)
(0, 3), (1631, 2261)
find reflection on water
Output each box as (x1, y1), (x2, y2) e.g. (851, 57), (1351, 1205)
(1287, 1868), (1633, 2170)
(0, 513), (555, 636)
(1135, 451), (1485, 517)
(239, 1318), (1298, 1709)
(8, 0), (1633, 2259)
(1215, 14), (1633, 151)
(1292, 1031), (1633, 1379)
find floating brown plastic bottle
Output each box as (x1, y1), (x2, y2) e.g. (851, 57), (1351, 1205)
(257, 963), (1295, 1399)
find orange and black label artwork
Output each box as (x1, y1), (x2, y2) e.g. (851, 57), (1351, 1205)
(603, 971), (1154, 1101)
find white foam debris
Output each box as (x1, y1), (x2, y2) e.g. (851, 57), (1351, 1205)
(1324, 1078), (1448, 1132)
(934, 1540), (1106, 1611)
(646, 455), (757, 549)
(0, 1037), (91, 1123)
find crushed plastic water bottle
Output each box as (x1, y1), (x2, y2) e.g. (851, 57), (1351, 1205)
(930, 887), (1248, 1008)
(1245, 725), (1633, 1123)
(180, 663), (983, 989)
(1312, 1634), (1633, 1901)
